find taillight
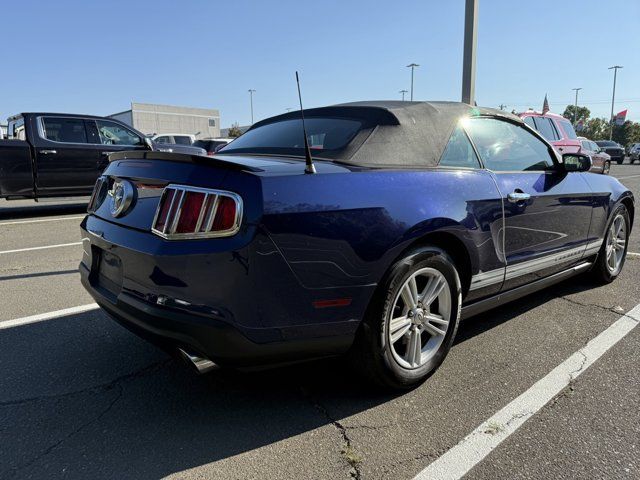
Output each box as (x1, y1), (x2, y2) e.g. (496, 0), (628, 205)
(87, 176), (108, 213)
(151, 185), (242, 239)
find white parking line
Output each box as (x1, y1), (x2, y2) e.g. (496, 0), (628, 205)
(628, 252), (640, 258)
(0, 303), (99, 330)
(414, 303), (640, 480)
(0, 215), (85, 226)
(0, 242), (82, 255)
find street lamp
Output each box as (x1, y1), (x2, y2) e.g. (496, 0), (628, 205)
(248, 89), (256, 124)
(608, 66), (623, 140)
(571, 87), (582, 124)
(406, 63), (419, 101)
(399, 89), (408, 101)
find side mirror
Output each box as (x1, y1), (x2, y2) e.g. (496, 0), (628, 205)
(143, 137), (154, 150)
(562, 153), (592, 172)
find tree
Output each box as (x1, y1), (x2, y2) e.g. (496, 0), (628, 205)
(581, 117), (609, 140)
(562, 105), (590, 124)
(227, 123), (243, 138)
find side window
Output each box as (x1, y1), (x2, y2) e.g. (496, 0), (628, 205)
(464, 118), (555, 172)
(557, 119), (578, 140)
(439, 125), (481, 168)
(41, 117), (88, 143)
(523, 116), (536, 130)
(533, 117), (558, 141)
(580, 140), (590, 150)
(173, 136), (191, 145)
(95, 120), (143, 146)
(155, 136), (170, 144)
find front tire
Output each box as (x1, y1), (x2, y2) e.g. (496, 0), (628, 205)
(351, 247), (461, 389)
(591, 204), (630, 283)
(617, 158), (624, 165)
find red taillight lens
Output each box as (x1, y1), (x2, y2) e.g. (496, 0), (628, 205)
(175, 191), (206, 233)
(154, 188), (176, 232)
(212, 196), (237, 231)
(87, 176), (107, 213)
(151, 185), (241, 239)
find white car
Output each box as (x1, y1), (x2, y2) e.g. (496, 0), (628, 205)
(152, 133), (196, 146)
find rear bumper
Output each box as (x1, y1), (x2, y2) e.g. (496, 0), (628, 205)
(78, 214), (365, 367)
(80, 263), (355, 367)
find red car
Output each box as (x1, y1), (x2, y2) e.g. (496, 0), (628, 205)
(518, 111), (581, 154)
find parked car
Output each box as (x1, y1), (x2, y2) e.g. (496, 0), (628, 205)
(625, 143), (638, 156)
(80, 101), (633, 390)
(518, 111), (581, 154)
(0, 113), (152, 199)
(152, 133), (195, 145)
(628, 144), (640, 163)
(151, 139), (206, 156)
(0, 113), (205, 200)
(193, 137), (234, 156)
(595, 140), (625, 164)
(578, 136), (611, 174)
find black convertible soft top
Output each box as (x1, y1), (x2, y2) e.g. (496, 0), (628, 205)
(247, 101), (522, 168)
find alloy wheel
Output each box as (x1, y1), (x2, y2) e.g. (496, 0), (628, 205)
(605, 214), (626, 275)
(386, 268), (452, 369)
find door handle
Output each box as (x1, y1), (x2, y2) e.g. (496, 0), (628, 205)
(507, 191), (531, 203)
(39, 149), (57, 155)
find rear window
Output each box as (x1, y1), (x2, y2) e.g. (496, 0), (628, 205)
(557, 119), (578, 140)
(219, 117), (364, 159)
(532, 117), (559, 141)
(173, 136), (192, 145)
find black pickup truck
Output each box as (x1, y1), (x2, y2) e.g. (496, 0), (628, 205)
(0, 113), (205, 200)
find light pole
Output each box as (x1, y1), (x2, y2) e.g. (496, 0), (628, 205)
(406, 63), (419, 101)
(248, 89), (256, 124)
(608, 66), (622, 140)
(571, 87), (582, 124)
(461, 0), (478, 105)
(399, 89), (408, 101)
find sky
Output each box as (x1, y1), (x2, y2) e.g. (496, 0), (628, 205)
(1, 0), (639, 128)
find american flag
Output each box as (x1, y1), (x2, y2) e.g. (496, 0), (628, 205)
(542, 94), (549, 115)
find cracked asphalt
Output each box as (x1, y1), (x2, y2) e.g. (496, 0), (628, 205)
(1, 164), (639, 479)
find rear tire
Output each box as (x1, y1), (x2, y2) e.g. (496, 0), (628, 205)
(350, 247), (461, 390)
(590, 204), (630, 284)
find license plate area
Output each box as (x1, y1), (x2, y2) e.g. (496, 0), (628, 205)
(92, 247), (123, 301)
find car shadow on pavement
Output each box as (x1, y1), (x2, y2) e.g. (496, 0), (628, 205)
(0, 202), (87, 220)
(0, 273), (622, 479)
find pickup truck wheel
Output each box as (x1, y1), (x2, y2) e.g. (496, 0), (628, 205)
(351, 247), (461, 390)
(617, 158), (624, 165)
(590, 205), (630, 284)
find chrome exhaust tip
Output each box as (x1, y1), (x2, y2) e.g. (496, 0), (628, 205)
(177, 348), (218, 374)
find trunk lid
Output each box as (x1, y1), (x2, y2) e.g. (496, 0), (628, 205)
(90, 151), (267, 233)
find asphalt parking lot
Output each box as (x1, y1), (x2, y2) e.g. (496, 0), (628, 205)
(1, 164), (639, 480)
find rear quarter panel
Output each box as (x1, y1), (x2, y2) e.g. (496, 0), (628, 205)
(260, 168), (505, 303)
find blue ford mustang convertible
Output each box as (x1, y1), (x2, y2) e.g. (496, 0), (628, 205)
(80, 101), (634, 389)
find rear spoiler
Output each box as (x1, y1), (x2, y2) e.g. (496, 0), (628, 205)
(107, 150), (263, 172)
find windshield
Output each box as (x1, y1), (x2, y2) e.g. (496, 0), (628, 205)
(596, 141), (617, 147)
(219, 117), (364, 159)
